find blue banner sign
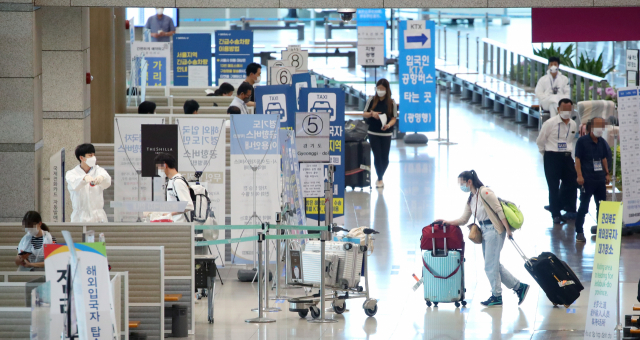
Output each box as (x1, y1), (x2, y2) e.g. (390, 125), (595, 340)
(173, 33), (213, 86)
(214, 30), (253, 86)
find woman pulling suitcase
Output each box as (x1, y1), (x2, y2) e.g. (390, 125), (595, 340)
(437, 170), (530, 307)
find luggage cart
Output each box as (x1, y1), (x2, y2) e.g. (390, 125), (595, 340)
(287, 228), (379, 318)
(195, 255), (218, 324)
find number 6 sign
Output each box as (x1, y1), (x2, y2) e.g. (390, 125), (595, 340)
(270, 66), (295, 85)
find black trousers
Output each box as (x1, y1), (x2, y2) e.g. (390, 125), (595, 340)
(575, 180), (606, 234)
(543, 152), (578, 217)
(368, 134), (392, 181)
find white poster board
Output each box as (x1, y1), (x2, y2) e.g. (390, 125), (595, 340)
(188, 65), (209, 87)
(616, 87), (640, 227)
(113, 116), (165, 222)
(300, 163), (324, 198)
(270, 66), (295, 85)
(173, 117), (227, 224)
(49, 148), (65, 222)
(295, 112), (330, 163)
(282, 48), (308, 73)
(357, 26), (385, 66)
(268, 59), (290, 85)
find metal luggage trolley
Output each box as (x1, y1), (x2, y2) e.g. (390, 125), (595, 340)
(195, 255), (219, 324)
(287, 227), (380, 319)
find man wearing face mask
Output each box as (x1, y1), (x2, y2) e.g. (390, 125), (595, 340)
(574, 117), (612, 242)
(229, 82), (253, 114)
(154, 153), (193, 222)
(535, 56), (570, 117)
(65, 143), (112, 223)
(536, 99), (578, 225)
(244, 63), (262, 107)
(144, 8), (176, 43)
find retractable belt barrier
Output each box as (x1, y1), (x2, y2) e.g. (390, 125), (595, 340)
(193, 224), (330, 246)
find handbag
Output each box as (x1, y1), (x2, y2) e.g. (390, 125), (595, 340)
(467, 194), (483, 244)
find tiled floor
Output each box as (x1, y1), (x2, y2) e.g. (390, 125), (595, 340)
(190, 94), (640, 339)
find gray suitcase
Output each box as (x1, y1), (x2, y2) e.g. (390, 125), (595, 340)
(301, 251), (340, 287)
(305, 241), (364, 289)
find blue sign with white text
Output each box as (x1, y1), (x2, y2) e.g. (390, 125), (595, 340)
(399, 20), (436, 133)
(299, 88), (345, 221)
(255, 85), (296, 129)
(230, 114), (279, 155)
(173, 33), (213, 86)
(138, 57), (166, 86)
(215, 30), (253, 86)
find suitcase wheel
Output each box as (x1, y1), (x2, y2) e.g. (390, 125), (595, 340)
(433, 302), (439, 307)
(461, 301), (467, 307)
(426, 300), (432, 307)
(455, 302), (460, 308)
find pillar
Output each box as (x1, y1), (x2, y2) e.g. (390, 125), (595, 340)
(114, 8), (127, 115)
(0, 5), (43, 222)
(90, 7), (115, 144)
(39, 7), (91, 222)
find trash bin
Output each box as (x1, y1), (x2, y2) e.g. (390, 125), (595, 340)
(129, 332), (147, 340)
(171, 304), (188, 338)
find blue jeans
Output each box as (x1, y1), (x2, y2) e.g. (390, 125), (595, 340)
(481, 223), (520, 297)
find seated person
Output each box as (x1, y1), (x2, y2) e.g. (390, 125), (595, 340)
(184, 100), (199, 114)
(535, 56), (570, 117)
(206, 83), (235, 106)
(138, 101), (156, 114)
(227, 106), (241, 114)
(16, 211), (56, 272)
(229, 82), (253, 114)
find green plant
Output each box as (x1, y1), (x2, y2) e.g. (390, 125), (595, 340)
(533, 43), (575, 68)
(575, 52), (615, 78)
(612, 145), (622, 191)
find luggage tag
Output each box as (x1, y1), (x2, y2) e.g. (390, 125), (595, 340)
(411, 273), (423, 291)
(593, 160), (603, 172)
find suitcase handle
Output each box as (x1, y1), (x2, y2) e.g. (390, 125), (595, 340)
(509, 237), (532, 267)
(431, 223), (449, 257)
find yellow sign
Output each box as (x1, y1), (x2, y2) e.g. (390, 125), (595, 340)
(305, 198), (344, 215)
(584, 201), (623, 340)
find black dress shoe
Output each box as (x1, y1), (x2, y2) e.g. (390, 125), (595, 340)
(553, 216), (565, 224)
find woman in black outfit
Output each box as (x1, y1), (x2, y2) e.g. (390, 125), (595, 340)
(207, 82), (234, 106)
(363, 78), (397, 188)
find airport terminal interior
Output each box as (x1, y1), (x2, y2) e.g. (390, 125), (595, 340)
(1, 3), (640, 340)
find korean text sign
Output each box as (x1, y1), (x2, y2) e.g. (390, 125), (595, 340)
(298, 88), (345, 221)
(173, 33), (213, 86)
(255, 85), (297, 129)
(131, 42), (170, 86)
(215, 30), (253, 87)
(616, 88), (640, 226)
(399, 20), (436, 132)
(584, 202), (623, 340)
(230, 115), (280, 263)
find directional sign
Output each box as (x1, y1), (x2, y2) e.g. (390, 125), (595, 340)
(270, 66), (295, 85)
(357, 26), (385, 66)
(296, 112), (330, 163)
(404, 23), (432, 50)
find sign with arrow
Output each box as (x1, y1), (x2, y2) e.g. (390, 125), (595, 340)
(404, 22), (431, 50)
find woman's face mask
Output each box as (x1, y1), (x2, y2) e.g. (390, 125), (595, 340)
(376, 90), (386, 98)
(459, 181), (471, 193)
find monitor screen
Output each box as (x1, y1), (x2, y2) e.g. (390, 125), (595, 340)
(127, 8), (179, 27)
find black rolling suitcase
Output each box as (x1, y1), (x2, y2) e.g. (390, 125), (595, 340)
(345, 141), (371, 189)
(511, 238), (583, 307)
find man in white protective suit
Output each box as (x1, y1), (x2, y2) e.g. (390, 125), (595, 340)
(65, 143), (112, 222)
(535, 56), (571, 118)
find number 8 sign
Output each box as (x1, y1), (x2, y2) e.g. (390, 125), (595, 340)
(270, 66), (295, 85)
(282, 50), (308, 72)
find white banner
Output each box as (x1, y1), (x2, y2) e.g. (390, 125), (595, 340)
(357, 26), (385, 66)
(616, 88), (640, 226)
(49, 148), (65, 222)
(113, 116), (165, 222)
(174, 117), (227, 223)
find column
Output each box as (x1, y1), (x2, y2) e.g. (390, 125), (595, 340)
(39, 7), (91, 222)
(0, 5), (43, 222)
(90, 7), (115, 144)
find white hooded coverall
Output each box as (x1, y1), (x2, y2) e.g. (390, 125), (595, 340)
(66, 164), (112, 222)
(535, 70), (571, 117)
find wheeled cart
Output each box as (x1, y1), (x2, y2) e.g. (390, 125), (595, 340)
(287, 228), (379, 318)
(195, 255), (218, 324)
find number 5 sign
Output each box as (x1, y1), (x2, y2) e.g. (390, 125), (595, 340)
(271, 66), (295, 85)
(296, 112), (330, 163)
(282, 49), (308, 73)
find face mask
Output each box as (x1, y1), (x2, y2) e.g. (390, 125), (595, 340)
(255, 75), (261, 84)
(157, 168), (166, 178)
(559, 111), (571, 120)
(460, 184), (470, 193)
(25, 228), (38, 236)
(377, 90), (386, 98)
(243, 96), (250, 103)
(549, 65), (558, 73)
(85, 156), (97, 167)
(156, 8), (164, 15)
(592, 127), (604, 137)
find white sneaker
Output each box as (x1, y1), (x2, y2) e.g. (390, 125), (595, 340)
(376, 180), (384, 188)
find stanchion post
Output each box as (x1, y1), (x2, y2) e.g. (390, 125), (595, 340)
(246, 232), (275, 323)
(485, 12), (489, 38)
(271, 213), (290, 299)
(476, 37), (480, 72)
(466, 33), (469, 69)
(260, 223), (280, 312)
(457, 31), (460, 66)
(439, 81), (457, 146)
(432, 81), (444, 142)
(309, 165), (337, 324)
(438, 27), (441, 60)
(444, 26), (447, 62)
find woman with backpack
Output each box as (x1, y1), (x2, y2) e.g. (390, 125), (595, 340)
(437, 170), (530, 307)
(362, 78), (397, 189)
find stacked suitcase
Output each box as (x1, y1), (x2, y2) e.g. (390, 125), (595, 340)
(420, 222), (466, 308)
(345, 141), (371, 189)
(302, 241), (364, 289)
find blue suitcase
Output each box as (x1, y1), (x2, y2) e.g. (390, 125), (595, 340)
(422, 249), (466, 307)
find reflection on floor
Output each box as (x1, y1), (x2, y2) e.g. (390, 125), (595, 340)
(192, 95), (640, 339)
